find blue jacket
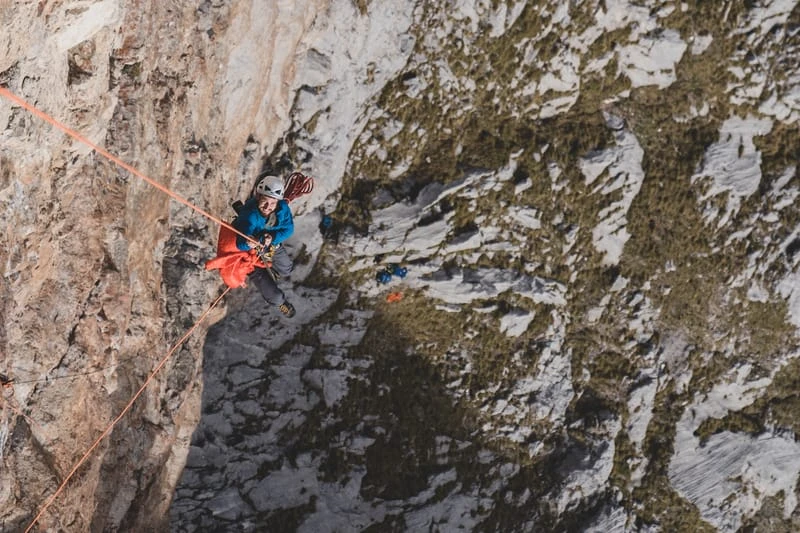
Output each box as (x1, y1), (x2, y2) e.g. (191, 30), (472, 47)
(233, 197), (294, 251)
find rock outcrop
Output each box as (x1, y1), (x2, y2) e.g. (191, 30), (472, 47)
(1, 2), (324, 530)
(4, 1), (800, 532)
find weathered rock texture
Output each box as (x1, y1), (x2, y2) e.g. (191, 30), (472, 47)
(4, 1), (800, 532)
(1, 2), (324, 531)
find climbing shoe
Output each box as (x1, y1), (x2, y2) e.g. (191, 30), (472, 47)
(278, 301), (296, 318)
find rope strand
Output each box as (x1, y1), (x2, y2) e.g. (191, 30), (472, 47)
(0, 86), (318, 530)
(24, 287), (231, 533)
(0, 87), (260, 249)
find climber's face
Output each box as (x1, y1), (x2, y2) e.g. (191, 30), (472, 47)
(258, 194), (278, 215)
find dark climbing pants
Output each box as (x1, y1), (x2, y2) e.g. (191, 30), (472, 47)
(249, 245), (293, 306)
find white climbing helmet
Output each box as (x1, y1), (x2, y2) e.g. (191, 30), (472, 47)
(256, 175), (284, 199)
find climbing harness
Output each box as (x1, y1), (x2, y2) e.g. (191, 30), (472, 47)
(258, 244), (277, 263)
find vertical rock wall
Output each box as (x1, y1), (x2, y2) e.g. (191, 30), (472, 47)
(0, 1), (325, 530)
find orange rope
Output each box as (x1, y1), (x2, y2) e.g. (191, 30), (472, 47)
(0, 87), (260, 249)
(24, 286), (231, 533)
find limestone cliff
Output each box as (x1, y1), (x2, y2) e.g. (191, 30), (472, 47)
(4, 1), (800, 532)
(1, 2), (324, 530)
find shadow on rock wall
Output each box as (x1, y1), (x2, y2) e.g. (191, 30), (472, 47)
(169, 278), (616, 532)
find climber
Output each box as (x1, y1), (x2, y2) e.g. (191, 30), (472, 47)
(233, 174), (297, 317)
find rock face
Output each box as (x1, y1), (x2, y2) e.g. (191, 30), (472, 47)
(1, 2), (324, 531)
(3, 1), (800, 532)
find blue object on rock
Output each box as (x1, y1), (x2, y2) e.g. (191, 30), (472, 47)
(321, 214), (333, 229)
(390, 264), (408, 278)
(376, 270), (392, 284)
